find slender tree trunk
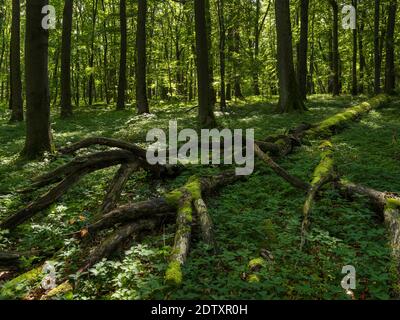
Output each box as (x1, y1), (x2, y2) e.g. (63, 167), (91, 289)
(358, 12), (365, 94)
(9, 0), (23, 122)
(329, 0), (340, 96)
(88, 0), (98, 106)
(297, 0), (309, 101)
(136, 0), (149, 114)
(194, 0), (216, 128)
(384, 0), (397, 95)
(275, 0), (304, 112)
(351, 0), (358, 96)
(374, 0), (381, 94)
(205, 0), (216, 106)
(117, 0), (127, 110)
(60, 0), (73, 118)
(22, 0), (53, 159)
(252, 0), (261, 96)
(233, 28), (244, 99)
(217, 0), (227, 111)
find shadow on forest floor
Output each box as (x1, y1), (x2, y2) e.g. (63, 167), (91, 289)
(0, 95), (398, 300)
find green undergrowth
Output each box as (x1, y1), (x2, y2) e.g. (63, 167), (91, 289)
(0, 95), (398, 300)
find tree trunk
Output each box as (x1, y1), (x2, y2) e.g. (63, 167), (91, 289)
(60, 0), (73, 118)
(22, 0), (53, 159)
(136, 0), (149, 114)
(252, 0), (262, 96)
(329, 0), (340, 96)
(384, 0), (397, 95)
(194, 0), (216, 128)
(374, 0), (381, 94)
(275, 0), (305, 112)
(297, 0), (309, 101)
(358, 11), (365, 94)
(9, 0), (23, 122)
(205, 0), (216, 106)
(351, 0), (358, 96)
(217, 0), (227, 111)
(117, 0), (127, 110)
(88, 0), (98, 106)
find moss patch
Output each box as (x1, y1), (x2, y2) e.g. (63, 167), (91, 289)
(165, 261), (183, 286)
(0, 266), (43, 300)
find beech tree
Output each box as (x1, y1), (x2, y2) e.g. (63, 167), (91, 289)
(9, 0), (23, 122)
(275, 0), (304, 112)
(22, 0), (53, 158)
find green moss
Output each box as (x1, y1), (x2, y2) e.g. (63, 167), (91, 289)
(311, 143), (334, 186)
(165, 261), (183, 286)
(248, 274), (260, 283)
(308, 95), (389, 138)
(248, 257), (265, 270)
(385, 198), (400, 210)
(42, 281), (73, 300)
(165, 189), (184, 207)
(0, 266), (43, 300)
(165, 176), (201, 207)
(178, 199), (193, 223)
(185, 176), (202, 201)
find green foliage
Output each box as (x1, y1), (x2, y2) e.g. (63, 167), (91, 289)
(0, 96), (398, 300)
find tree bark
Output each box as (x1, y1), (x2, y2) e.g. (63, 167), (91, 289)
(329, 0), (340, 96)
(351, 0), (358, 96)
(117, 0), (127, 110)
(60, 0), (74, 118)
(217, 0), (227, 111)
(374, 0), (381, 94)
(194, 0), (216, 128)
(136, 0), (149, 114)
(297, 0), (309, 101)
(22, 0), (53, 159)
(275, 0), (305, 112)
(384, 0), (397, 95)
(9, 0), (23, 122)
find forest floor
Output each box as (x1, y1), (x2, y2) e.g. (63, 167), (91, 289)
(0, 95), (399, 300)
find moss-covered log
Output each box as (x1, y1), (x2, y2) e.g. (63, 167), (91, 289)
(164, 176), (202, 286)
(338, 180), (400, 286)
(0, 266), (44, 300)
(194, 198), (216, 251)
(40, 281), (73, 300)
(306, 94), (389, 138)
(300, 141), (335, 249)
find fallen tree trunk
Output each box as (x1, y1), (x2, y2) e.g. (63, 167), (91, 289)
(1, 168), (93, 230)
(0, 252), (22, 269)
(58, 136), (148, 158)
(305, 95), (389, 138)
(254, 143), (310, 191)
(99, 162), (140, 215)
(79, 217), (172, 273)
(194, 199), (216, 251)
(300, 141), (336, 249)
